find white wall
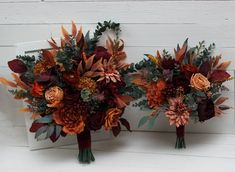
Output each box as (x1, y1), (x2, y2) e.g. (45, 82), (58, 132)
(0, 0), (235, 146)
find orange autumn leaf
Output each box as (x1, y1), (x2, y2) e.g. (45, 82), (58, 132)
(41, 49), (56, 65)
(213, 55), (221, 67)
(48, 37), (59, 49)
(61, 38), (66, 48)
(217, 61), (231, 70)
(174, 39), (188, 62)
(76, 26), (83, 43)
(71, 21), (77, 37)
(115, 95), (133, 109)
(0, 77), (17, 87)
(61, 25), (70, 41)
(11, 73), (30, 90)
(215, 97), (228, 106)
(131, 73), (149, 90)
(31, 112), (40, 120)
(19, 107), (30, 113)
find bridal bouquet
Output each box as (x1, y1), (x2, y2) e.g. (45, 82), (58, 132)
(0, 21), (132, 163)
(128, 39), (232, 148)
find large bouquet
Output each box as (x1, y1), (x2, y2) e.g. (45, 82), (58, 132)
(0, 21), (132, 163)
(128, 39), (232, 148)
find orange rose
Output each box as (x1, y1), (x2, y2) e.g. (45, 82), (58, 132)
(45, 86), (64, 107)
(190, 73), (210, 91)
(104, 108), (122, 130)
(53, 105), (85, 134)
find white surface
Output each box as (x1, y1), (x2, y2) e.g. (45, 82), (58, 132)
(0, 1), (235, 171)
(1, 131), (235, 172)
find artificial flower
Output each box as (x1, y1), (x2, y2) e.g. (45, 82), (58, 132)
(181, 64), (198, 79)
(190, 73), (210, 91)
(45, 86), (64, 107)
(104, 108), (122, 130)
(197, 98), (215, 122)
(146, 79), (166, 108)
(53, 103), (86, 134)
(165, 96), (190, 127)
(31, 82), (44, 97)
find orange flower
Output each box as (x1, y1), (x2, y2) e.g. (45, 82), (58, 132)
(53, 104), (86, 134)
(31, 82), (44, 97)
(45, 86), (64, 107)
(190, 73), (210, 91)
(165, 96), (190, 127)
(146, 79), (166, 108)
(104, 108), (122, 130)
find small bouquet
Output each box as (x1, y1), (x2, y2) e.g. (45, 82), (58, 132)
(128, 39), (232, 148)
(0, 21), (132, 163)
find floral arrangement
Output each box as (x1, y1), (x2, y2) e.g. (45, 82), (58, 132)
(0, 21), (133, 163)
(127, 39), (232, 148)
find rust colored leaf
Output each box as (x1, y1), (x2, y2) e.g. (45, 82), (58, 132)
(41, 49), (56, 65)
(215, 97), (228, 106)
(217, 61), (231, 70)
(60, 38), (65, 48)
(0, 77), (17, 87)
(91, 58), (103, 71)
(19, 107), (30, 112)
(210, 70), (230, 82)
(48, 38), (59, 49)
(213, 55), (221, 67)
(71, 21), (77, 37)
(85, 54), (95, 70)
(76, 26), (83, 43)
(61, 25), (70, 41)
(11, 73), (30, 90)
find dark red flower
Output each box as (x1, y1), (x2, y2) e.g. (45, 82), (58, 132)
(197, 98), (215, 122)
(94, 46), (111, 61)
(161, 58), (178, 70)
(173, 75), (190, 94)
(87, 111), (105, 130)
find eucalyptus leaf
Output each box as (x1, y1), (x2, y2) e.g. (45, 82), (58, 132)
(55, 125), (62, 138)
(46, 125), (55, 139)
(35, 115), (53, 124)
(138, 116), (148, 128)
(147, 115), (158, 129)
(212, 94), (221, 102)
(35, 125), (48, 139)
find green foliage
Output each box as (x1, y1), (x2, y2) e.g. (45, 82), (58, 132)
(31, 98), (48, 114)
(35, 115), (53, 124)
(147, 115), (158, 129)
(80, 88), (92, 102)
(192, 41), (215, 66)
(138, 116), (148, 128)
(133, 99), (149, 110)
(35, 125), (48, 140)
(17, 55), (36, 83)
(56, 50), (74, 71)
(86, 20), (121, 54)
(8, 89), (28, 99)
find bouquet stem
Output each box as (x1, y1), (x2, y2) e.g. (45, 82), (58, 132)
(76, 129), (95, 163)
(175, 125), (186, 149)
